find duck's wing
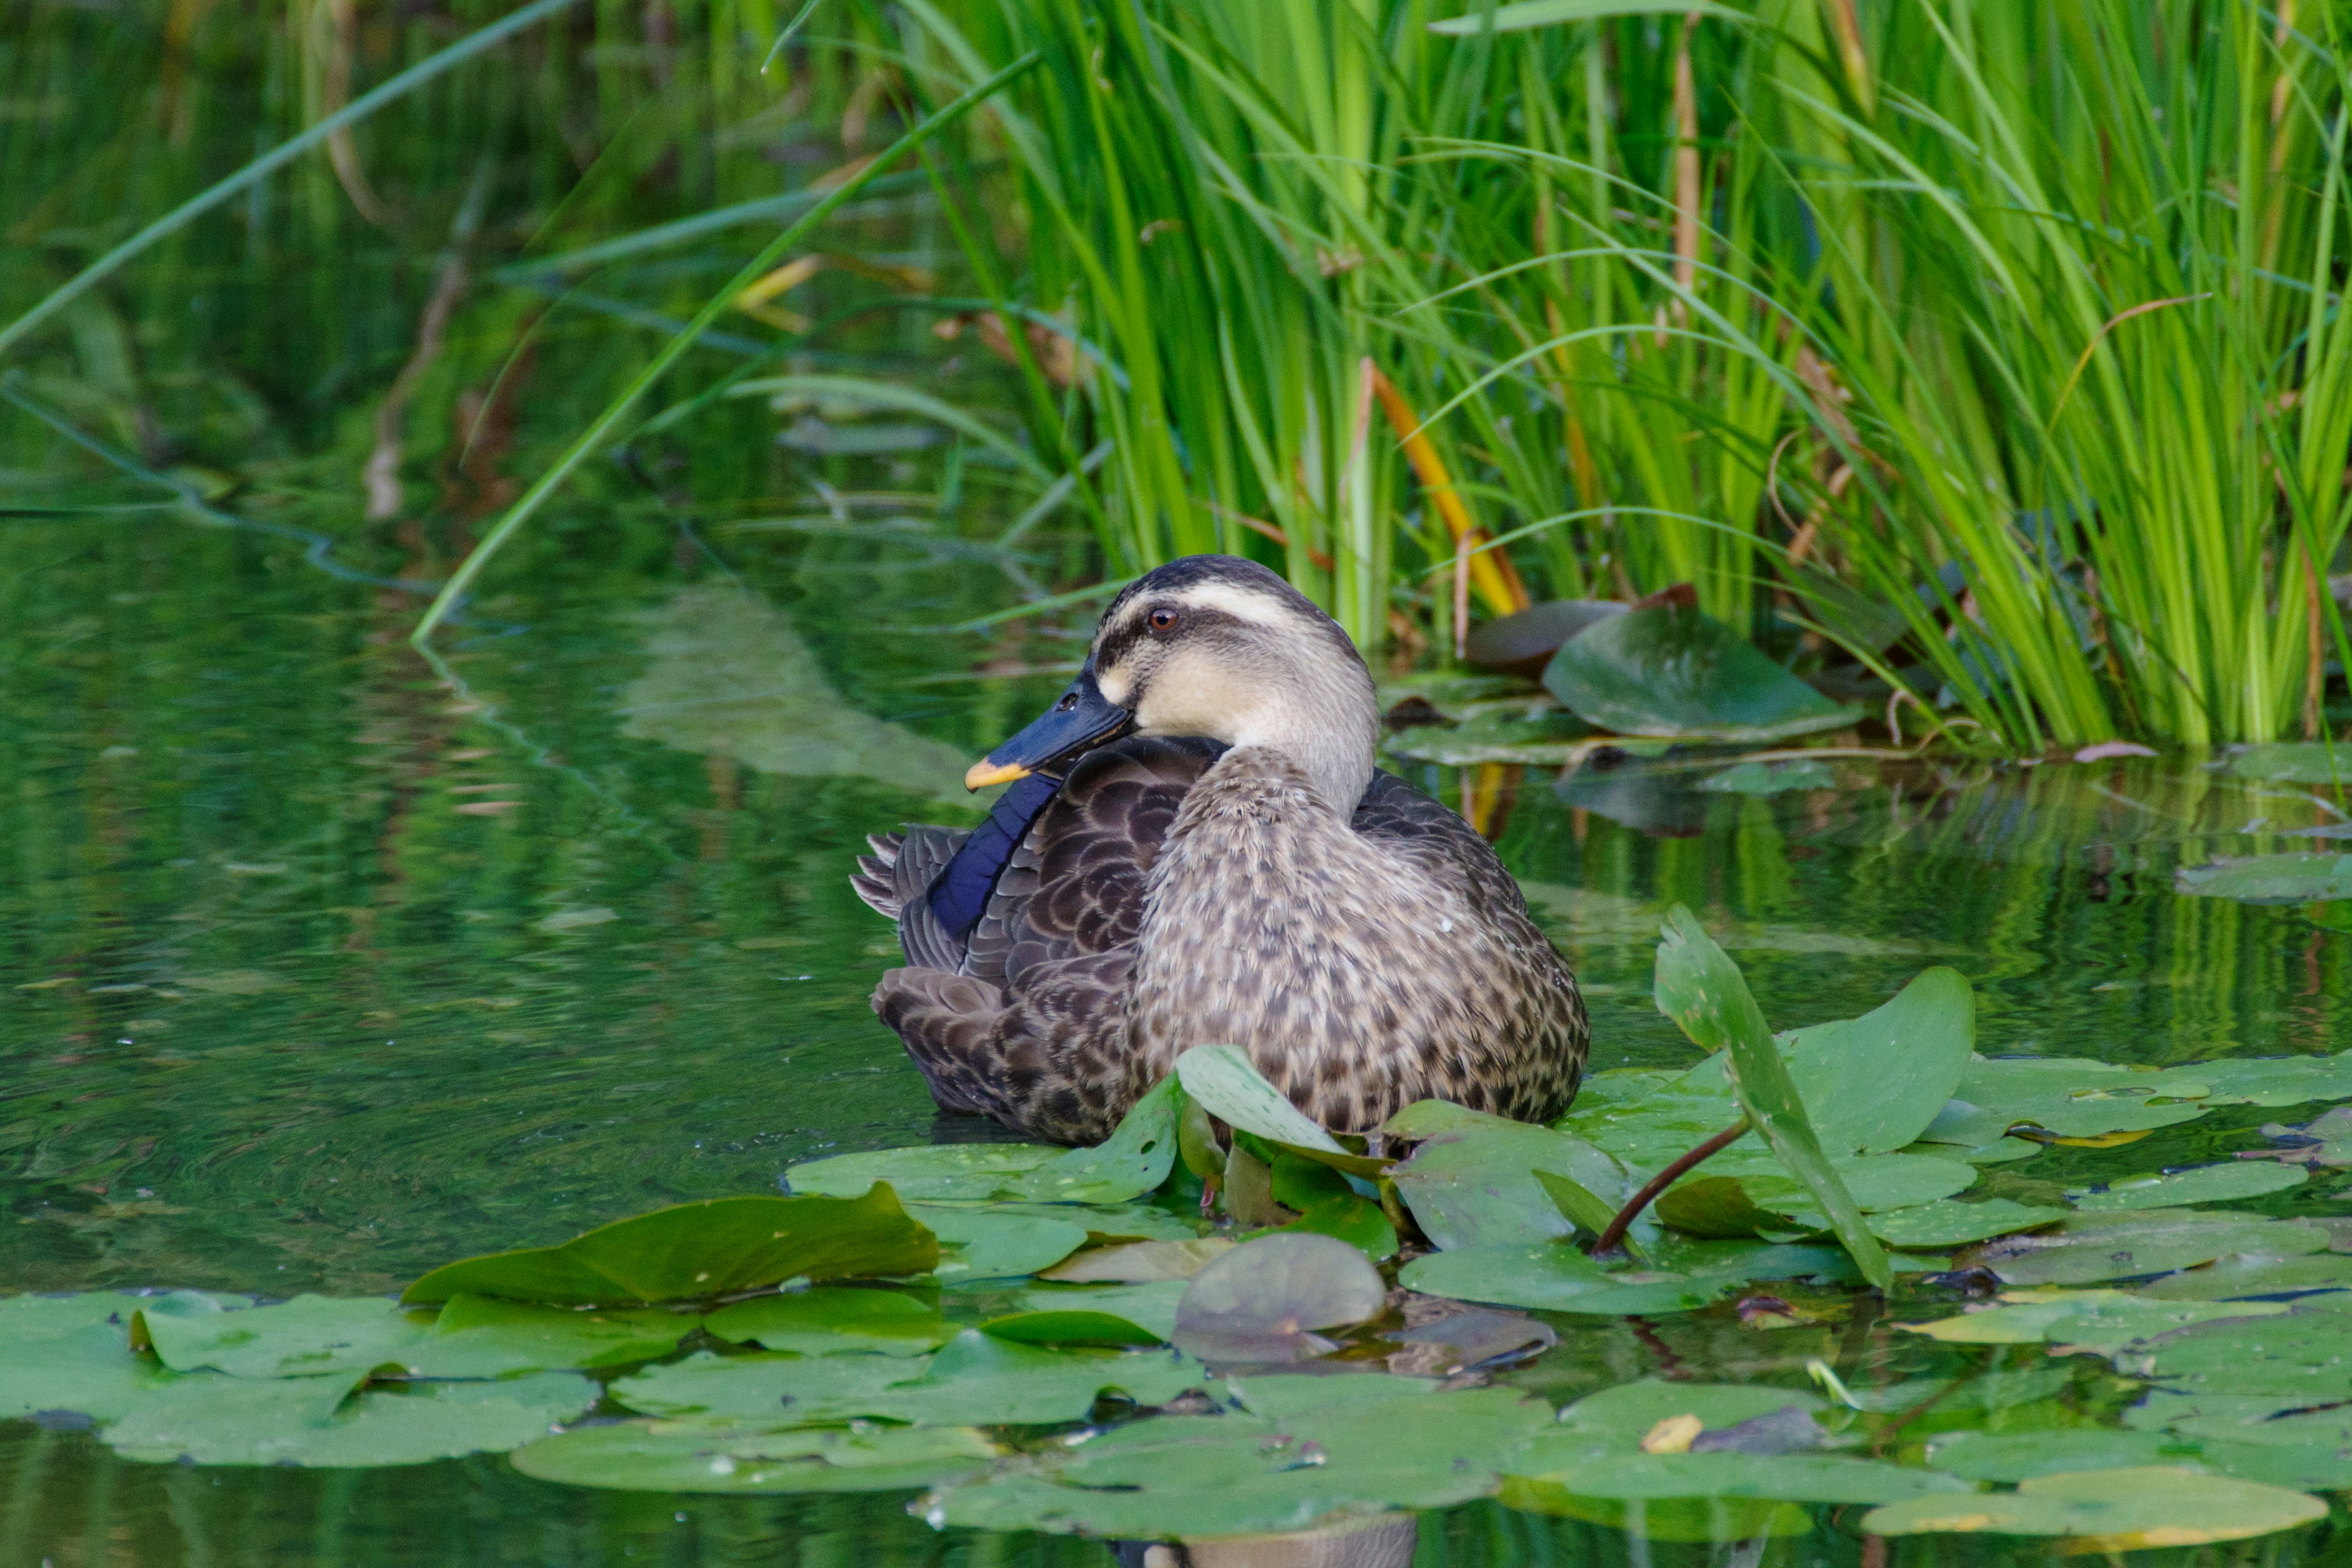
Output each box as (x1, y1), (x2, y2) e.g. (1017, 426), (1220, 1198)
(867, 735), (1223, 1144)
(1351, 767), (1536, 917)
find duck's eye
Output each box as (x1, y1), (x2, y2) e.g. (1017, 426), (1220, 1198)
(1148, 608), (1180, 633)
(1055, 693), (1077, 712)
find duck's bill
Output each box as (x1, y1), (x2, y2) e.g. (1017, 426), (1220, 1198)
(965, 669), (1133, 791)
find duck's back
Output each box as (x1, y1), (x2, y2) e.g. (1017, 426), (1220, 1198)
(856, 737), (1585, 1143)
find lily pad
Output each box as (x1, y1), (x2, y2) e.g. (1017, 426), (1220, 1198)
(1923, 1428), (2197, 1482)
(984, 1281), (1188, 1346)
(1542, 603), (1861, 742)
(701, 1287), (949, 1356)
(929, 1385), (1551, 1539)
(1399, 1245), (1730, 1316)
(0, 1293), (174, 1423)
(2069, 1163), (2308, 1212)
(908, 1205), (1088, 1281)
(783, 1145), (1061, 1202)
(1697, 759), (1838, 796)
(2136, 1251), (2352, 1300)
(2142, 1052), (2352, 1108)
(1282, 1194), (1398, 1262)
(1388, 1118), (1625, 1251)
(133, 1294), (426, 1379)
(1900, 1289), (2288, 1353)
(2176, 853), (2352, 904)
(2228, 744), (2352, 784)
(410, 1294), (695, 1377)
(1503, 1451), (1971, 1505)
(1655, 907), (1890, 1291)
(510, 1419), (997, 1493)
(1963, 1210), (2327, 1286)
(1175, 1046), (1385, 1175)
(2245, 1105), (2352, 1166)
(1170, 1233), (1385, 1363)
(1777, 969), (1976, 1154)
(2138, 1305), (2352, 1401)
(102, 1370), (596, 1467)
(1921, 1058), (2212, 1145)
(1861, 1466), (2325, 1548)
(402, 1188), (937, 1306)
(1864, 1199), (2065, 1249)
(1041, 1238), (1234, 1283)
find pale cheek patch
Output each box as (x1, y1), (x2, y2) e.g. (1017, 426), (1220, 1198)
(1134, 654), (1253, 740)
(1096, 668), (1133, 706)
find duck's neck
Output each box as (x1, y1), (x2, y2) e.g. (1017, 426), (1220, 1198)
(1216, 720), (1374, 818)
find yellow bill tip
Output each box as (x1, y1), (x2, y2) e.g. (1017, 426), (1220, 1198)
(965, 759), (1031, 791)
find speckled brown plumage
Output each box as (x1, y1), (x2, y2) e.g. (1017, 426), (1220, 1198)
(851, 554), (1590, 1145)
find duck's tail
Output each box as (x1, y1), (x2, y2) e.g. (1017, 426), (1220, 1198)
(851, 829), (969, 970)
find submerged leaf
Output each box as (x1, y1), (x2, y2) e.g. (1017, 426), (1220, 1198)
(2176, 854), (2352, 904)
(1899, 1289), (2288, 1353)
(1861, 1466), (2324, 1547)
(1041, 1238), (1234, 1283)
(1696, 758), (1839, 796)
(783, 1144), (1060, 1202)
(2228, 744), (2352, 784)
(1543, 604), (1861, 742)
(402, 1188), (937, 1306)
(1923, 1428), (2189, 1482)
(1171, 1233), (1385, 1363)
(511, 1419), (996, 1494)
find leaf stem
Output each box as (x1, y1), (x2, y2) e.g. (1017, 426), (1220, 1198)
(1589, 1114), (1751, 1258)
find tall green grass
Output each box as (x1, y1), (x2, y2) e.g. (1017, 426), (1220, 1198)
(880, 0), (2351, 747)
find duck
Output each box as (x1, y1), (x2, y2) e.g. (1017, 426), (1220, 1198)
(851, 554), (1588, 1146)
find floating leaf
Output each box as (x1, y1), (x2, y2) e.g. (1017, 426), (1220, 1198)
(133, 1294), (425, 1379)
(1543, 604), (1861, 742)
(1400, 1245), (1729, 1316)
(410, 1294), (695, 1377)
(1170, 1234), (1385, 1363)
(1041, 1238), (1234, 1283)
(1900, 1289), (2288, 1353)
(701, 1287), (949, 1356)
(2136, 1252), (2352, 1301)
(1503, 1452), (1972, 1505)
(2142, 1052), (2352, 1109)
(783, 1144), (1060, 1201)
(1385, 1308), (1556, 1375)
(2245, 1106), (2352, 1167)
(1389, 1119), (1625, 1251)
(997, 1074), (1183, 1203)
(930, 1385), (1550, 1538)
(1554, 1379), (1826, 1445)
(510, 1419), (996, 1493)
(1697, 759), (1838, 796)
(2069, 1163), (2308, 1212)
(1923, 1428), (2197, 1482)
(2176, 854), (2352, 904)
(402, 1188), (936, 1306)
(103, 1370), (595, 1468)
(1920, 1058), (2211, 1147)
(1175, 1046), (1387, 1175)
(0, 1294), (173, 1423)
(908, 1205), (1087, 1281)
(2138, 1303), (2352, 1402)
(1777, 969), (1976, 1154)
(984, 1282), (1187, 1346)
(1864, 1199), (2066, 1249)
(1283, 1194), (1399, 1262)
(1964, 1210), (2327, 1286)
(1655, 907), (1891, 1291)
(2228, 744), (2352, 784)
(1861, 1466), (2325, 1548)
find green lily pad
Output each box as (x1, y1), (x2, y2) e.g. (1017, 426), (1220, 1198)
(402, 1188), (937, 1306)
(410, 1294), (695, 1377)
(1963, 1210), (2327, 1286)
(2069, 1163), (2308, 1212)
(1281, 1194), (1400, 1262)
(1900, 1289), (2288, 1353)
(1389, 1118), (1625, 1251)
(1864, 1199), (2066, 1249)
(2177, 854), (2352, 904)
(611, 1333), (1207, 1428)
(1170, 1233), (1385, 1363)
(1504, 1451), (1971, 1505)
(1777, 968), (1975, 1154)
(984, 1281), (1188, 1346)
(2136, 1251), (2352, 1300)
(1655, 907), (1890, 1291)
(1861, 1466), (2325, 1547)
(0, 1293), (175, 1423)
(2138, 1305), (2352, 1401)
(1041, 1238), (1235, 1283)
(102, 1370), (595, 1467)
(701, 1287), (949, 1356)
(1554, 1379), (1825, 1444)
(929, 1385), (1551, 1539)
(1923, 1428), (2196, 1482)
(2228, 744), (2352, 784)
(133, 1294), (426, 1379)
(1174, 1046), (1386, 1176)
(1399, 1245), (1730, 1316)
(783, 1144), (1061, 1201)
(2142, 1052), (2352, 1108)
(907, 1205), (1088, 1281)
(510, 1419), (997, 1493)
(1921, 1058), (2211, 1146)
(1696, 758), (1839, 796)
(1544, 603), (1861, 742)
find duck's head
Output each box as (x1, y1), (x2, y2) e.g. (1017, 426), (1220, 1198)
(965, 554), (1379, 812)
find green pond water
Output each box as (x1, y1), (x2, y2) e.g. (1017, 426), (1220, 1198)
(8, 10), (2352, 1564)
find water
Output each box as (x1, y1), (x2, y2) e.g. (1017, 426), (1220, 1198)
(6, 9), (2351, 1564)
